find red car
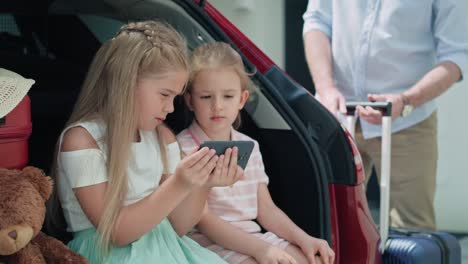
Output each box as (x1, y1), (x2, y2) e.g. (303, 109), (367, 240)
(1, 0), (380, 263)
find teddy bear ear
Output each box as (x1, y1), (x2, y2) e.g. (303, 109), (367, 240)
(20, 166), (54, 200)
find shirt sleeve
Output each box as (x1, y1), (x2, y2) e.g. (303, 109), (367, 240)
(164, 142), (181, 174)
(59, 149), (108, 188)
(302, 0), (332, 37)
(433, 0), (468, 81)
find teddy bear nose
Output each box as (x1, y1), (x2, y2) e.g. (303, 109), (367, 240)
(8, 230), (17, 239)
(0, 225), (34, 255)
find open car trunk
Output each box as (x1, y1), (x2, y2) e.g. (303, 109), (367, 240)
(1, 0), (380, 262)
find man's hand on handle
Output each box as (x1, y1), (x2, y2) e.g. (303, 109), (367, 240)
(356, 94), (405, 124)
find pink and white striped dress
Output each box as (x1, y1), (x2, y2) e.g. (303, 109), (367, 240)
(177, 121), (289, 264)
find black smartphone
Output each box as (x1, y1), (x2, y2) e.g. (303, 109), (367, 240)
(199, 141), (254, 169)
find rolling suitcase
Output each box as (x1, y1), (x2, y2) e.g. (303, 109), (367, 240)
(345, 102), (461, 264)
(0, 96), (32, 169)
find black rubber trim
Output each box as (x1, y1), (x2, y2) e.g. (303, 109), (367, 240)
(264, 66), (358, 186)
(257, 71), (332, 244)
(199, 0), (206, 8)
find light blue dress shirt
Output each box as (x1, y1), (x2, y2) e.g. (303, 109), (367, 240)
(303, 0), (468, 139)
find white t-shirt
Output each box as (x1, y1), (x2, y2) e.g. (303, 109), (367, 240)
(57, 121), (180, 232)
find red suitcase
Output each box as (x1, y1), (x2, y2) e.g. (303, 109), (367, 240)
(0, 96), (32, 169)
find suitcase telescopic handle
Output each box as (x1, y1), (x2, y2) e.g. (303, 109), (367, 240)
(344, 101), (392, 254)
(345, 101), (393, 116)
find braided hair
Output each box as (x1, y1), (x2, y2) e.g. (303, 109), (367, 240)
(55, 20), (189, 256)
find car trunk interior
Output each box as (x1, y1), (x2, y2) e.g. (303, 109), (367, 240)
(1, 0), (328, 244)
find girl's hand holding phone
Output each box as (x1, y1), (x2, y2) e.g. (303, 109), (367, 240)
(204, 147), (244, 188)
(174, 147), (219, 188)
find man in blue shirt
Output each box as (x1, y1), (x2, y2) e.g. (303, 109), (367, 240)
(303, 0), (468, 230)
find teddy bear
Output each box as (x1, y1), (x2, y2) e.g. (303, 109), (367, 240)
(0, 166), (88, 264)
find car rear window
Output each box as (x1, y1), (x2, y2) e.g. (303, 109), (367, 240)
(78, 15), (123, 43)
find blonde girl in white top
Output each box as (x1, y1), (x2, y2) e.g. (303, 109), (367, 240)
(50, 21), (243, 264)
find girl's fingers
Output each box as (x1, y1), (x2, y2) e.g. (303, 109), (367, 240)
(220, 148), (232, 181)
(202, 155), (218, 175)
(208, 155), (222, 181)
(184, 147), (210, 167)
(318, 246), (330, 264)
(223, 148), (232, 168)
(307, 254), (316, 264)
(227, 147), (238, 176)
(212, 154), (224, 176)
(191, 149), (216, 171)
(219, 154), (225, 169)
(329, 248), (335, 264)
(288, 255), (298, 264)
(235, 166), (244, 182)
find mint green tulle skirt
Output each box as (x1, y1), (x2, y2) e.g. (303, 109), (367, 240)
(68, 218), (227, 264)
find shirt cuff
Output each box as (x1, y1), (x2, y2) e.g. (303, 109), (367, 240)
(303, 12), (332, 38)
(438, 52), (468, 82)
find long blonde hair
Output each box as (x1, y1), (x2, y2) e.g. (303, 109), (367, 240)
(188, 42), (253, 128)
(51, 21), (188, 253)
